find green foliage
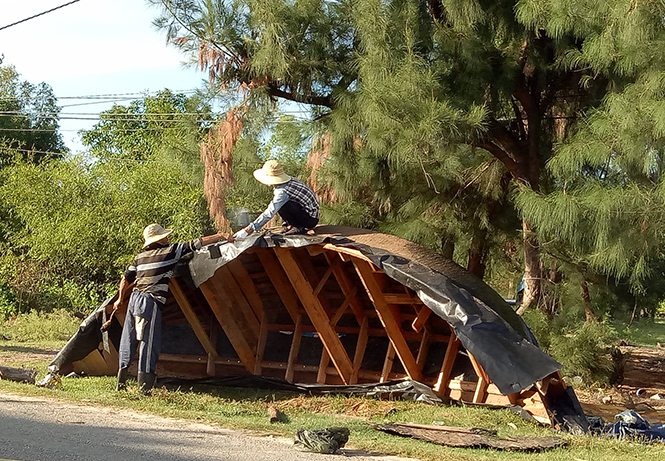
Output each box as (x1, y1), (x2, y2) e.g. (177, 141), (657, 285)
(0, 64), (67, 156)
(550, 321), (618, 386)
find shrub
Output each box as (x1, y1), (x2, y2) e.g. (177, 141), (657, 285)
(548, 320), (619, 386)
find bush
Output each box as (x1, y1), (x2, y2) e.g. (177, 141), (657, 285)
(0, 309), (80, 343)
(548, 320), (619, 386)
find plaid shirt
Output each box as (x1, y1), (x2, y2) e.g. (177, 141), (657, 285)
(249, 177), (320, 231)
(124, 239), (202, 304)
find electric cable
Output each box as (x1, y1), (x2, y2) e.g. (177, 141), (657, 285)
(0, 0), (85, 32)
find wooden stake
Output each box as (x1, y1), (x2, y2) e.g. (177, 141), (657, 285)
(285, 313), (303, 382)
(350, 316), (369, 384)
(434, 330), (459, 394)
(381, 343), (396, 382)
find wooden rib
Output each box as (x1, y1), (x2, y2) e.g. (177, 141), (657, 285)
(207, 319), (218, 376)
(285, 313), (303, 382)
(411, 305), (432, 333)
(216, 265), (260, 334)
(380, 343), (396, 383)
(352, 258), (423, 382)
(313, 257), (339, 296)
(416, 327), (431, 369)
(434, 330), (459, 394)
(256, 249), (300, 322)
(468, 352), (490, 404)
(265, 323), (449, 342)
(199, 278), (256, 373)
(274, 247), (353, 383)
(330, 286), (357, 326)
(169, 279), (218, 357)
(254, 313), (269, 375)
(324, 251), (365, 325)
(227, 259), (265, 320)
(350, 316), (369, 384)
(383, 293), (425, 305)
(317, 349), (330, 384)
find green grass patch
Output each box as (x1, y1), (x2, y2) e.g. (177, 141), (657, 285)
(614, 317), (665, 347)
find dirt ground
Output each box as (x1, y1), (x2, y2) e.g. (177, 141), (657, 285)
(576, 344), (665, 425)
(2, 343), (665, 425)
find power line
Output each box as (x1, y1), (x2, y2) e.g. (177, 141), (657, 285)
(0, 0), (85, 32)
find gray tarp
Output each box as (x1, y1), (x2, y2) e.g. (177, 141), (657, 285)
(189, 232), (562, 396)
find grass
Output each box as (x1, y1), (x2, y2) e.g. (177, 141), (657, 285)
(614, 317), (665, 347)
(1, 313), (665, 460)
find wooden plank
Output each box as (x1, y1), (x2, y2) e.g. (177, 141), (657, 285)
(380, 343), (396, 383)
(285, 313), (303, 382)
(468, 352), (490, 404)
(207, 318), (218, 376)
(411, 305), (432, 333)
(416, 327), (431, 369)
(227, 258), (265, 320)
(313, 257), (339, 296)
(383, 293), (425, 305)
(254, 313), (269, 375)
(169, 279), (218, 358)
(274, 247), (354, 383)
(353, 258), (423, 382)
(265, 323), (449, 342)
(324, 251), (365, 325)
(434, 330), (459, 394)
(256, 249), (300, 322)
(317, 349), (330, 384)
(199, 278), (256, 373)
(350, 316), (369, 384)
(216, 265), (261, 334)
(330, 286), (357, 326)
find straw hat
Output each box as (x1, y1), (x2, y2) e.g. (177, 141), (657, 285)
(142, 223), (172, 248)
(253, 160), (291, 185)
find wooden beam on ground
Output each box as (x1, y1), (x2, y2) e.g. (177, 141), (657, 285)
(200, 277), (256, 373)
(256, 249), (300, 323)
(350, 316), (369, 384)
(381, 343), (396, 383)
(434, 330), (459, 394)
(274, 247), (354, 384)
(169, 279), (218, 358)
(285, 313), (303, 382)
(352, 258), (423, 382)
(254, 313), (269, 375)
(227, 259), (265, 320)
(324, 251), (365, 325)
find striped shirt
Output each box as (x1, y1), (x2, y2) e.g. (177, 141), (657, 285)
(248, 178), (320, 232)
(124, 239), (202, 304)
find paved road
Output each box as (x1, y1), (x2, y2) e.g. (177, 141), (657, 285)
(0, 392), (417, 461)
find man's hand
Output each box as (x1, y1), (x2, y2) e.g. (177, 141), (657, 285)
(233, 227), (252, 240)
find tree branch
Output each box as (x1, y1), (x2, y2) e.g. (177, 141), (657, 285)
(268, 84), (333, 108)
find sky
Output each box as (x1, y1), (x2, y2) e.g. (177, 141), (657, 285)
(0, 0), (206, 152)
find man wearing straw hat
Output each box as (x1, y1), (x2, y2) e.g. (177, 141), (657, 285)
(113, 224), (231, 394)
(234, 160), (320, 239)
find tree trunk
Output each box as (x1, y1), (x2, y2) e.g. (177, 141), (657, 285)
(580, 278), (596, 322)
(467, 227), (488, 278)
(516, 219), (542, 315)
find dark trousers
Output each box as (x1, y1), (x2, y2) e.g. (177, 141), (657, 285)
(118, 291), (162, 373)
(278, 200), (319, 229)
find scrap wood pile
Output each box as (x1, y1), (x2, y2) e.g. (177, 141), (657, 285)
(47, 225), (587, 430)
